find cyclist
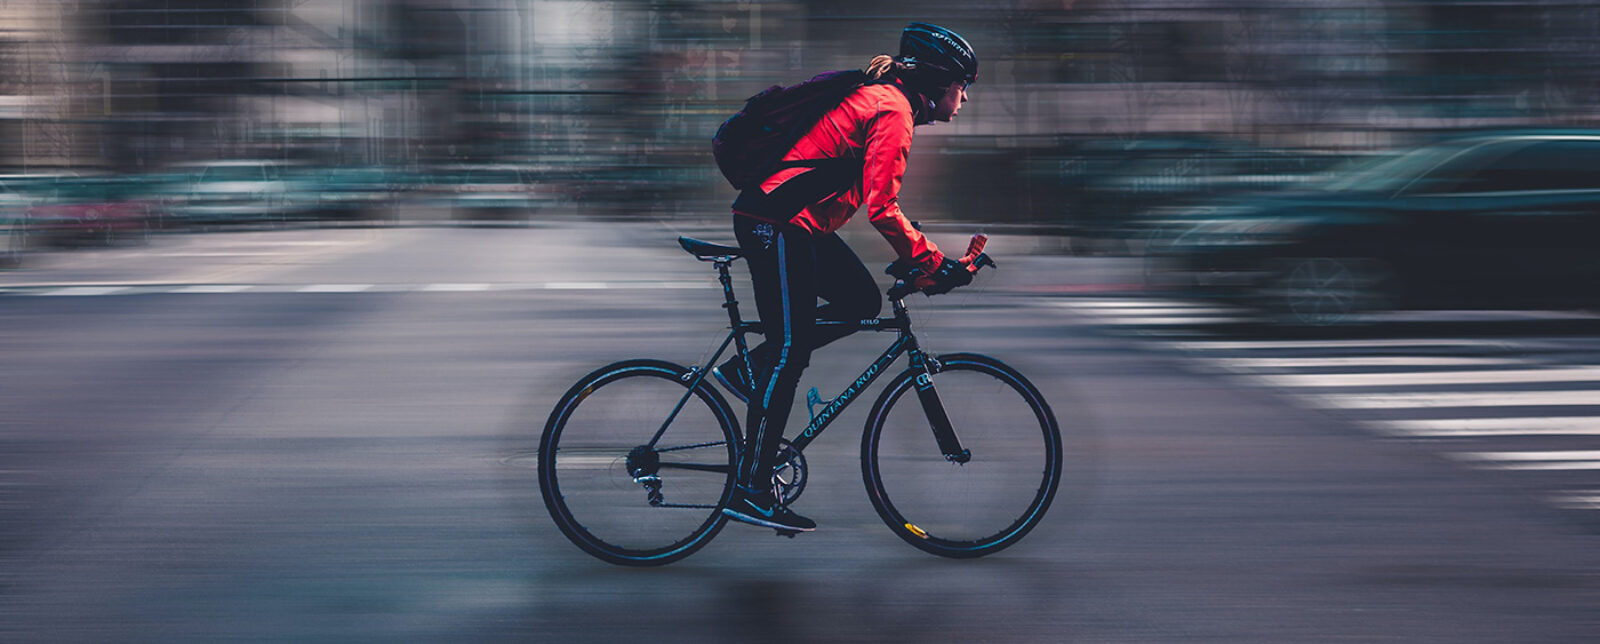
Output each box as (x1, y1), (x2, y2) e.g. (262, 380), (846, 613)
(716, 22), (979, 532)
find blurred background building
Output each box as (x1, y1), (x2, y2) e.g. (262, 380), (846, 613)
(0, 0), (1597, 227)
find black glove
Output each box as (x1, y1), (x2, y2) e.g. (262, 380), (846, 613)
(922, 257), (973, 296)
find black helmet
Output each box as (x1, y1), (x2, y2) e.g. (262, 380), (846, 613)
(899, 22), (977, 85)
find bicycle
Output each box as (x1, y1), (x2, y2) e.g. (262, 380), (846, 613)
(538, 235), (1063, 566)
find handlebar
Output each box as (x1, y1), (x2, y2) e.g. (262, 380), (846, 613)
(886, 233), (997, 300)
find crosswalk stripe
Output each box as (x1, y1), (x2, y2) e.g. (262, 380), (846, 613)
(1308, 391), (1600, 409)
(1053, 299), (1222, 310)
(1551, 493), (1600, 509)
(1051, 299), (1247, 325)
(1170, 338), (1518, 351)
(1214, 356), (1521, 369)
(1468, 461), (1600, 471)
(1068, 306), (1240, 316)
(1046, 295), (1600, 513)
(1373, 417), (1600, 437)
(1452, 452), (1600, 471)
(1249, 367), (1600, 388)
(1076, 315), (1250, 326)
(1455, 450), (1600, 461)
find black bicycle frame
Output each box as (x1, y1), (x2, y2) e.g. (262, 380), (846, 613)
(647, 259), (969, 465)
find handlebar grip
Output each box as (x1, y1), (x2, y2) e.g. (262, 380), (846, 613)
(963, 233), (988, 261)
(963, 233), (987, 273)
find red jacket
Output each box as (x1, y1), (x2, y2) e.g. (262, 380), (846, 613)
(735, 82), (944, 272)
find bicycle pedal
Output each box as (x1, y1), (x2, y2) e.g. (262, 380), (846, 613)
(774, 529), (799, 538)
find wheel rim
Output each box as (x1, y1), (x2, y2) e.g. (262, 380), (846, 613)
(1280, 257), (1375, 325)
(863, 357), (1061, 557)
(539, 363), (737, 565)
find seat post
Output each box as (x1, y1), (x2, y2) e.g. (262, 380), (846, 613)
(715, 260), (743, 327)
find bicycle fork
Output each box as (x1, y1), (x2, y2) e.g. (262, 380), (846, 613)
(910, 355), (971, 464)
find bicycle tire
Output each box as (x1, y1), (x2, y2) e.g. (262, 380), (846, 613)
(539, 359), (740, 566)
(861, 353), (1062, 558)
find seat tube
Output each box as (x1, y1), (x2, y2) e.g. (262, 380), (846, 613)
(716, 261), (755, 368)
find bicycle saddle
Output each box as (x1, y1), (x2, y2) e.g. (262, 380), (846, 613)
(678, 237), (743, 260)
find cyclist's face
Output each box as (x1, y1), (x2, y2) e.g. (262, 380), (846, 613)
(931, 80), (969, 122)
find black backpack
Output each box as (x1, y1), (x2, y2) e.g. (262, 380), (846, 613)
(712, 70), (872, 195)
(714, 71), (922, 220)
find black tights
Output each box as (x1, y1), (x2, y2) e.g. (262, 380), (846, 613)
(733, 214), (881, 492)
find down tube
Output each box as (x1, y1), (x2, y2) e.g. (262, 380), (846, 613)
(787, 334), (914, 453)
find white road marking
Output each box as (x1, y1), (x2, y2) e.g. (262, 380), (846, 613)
(1054, 299), (1222, 309)
(213, 240), (357, 247)
(1476, 461), (1600, 471)
(1067, 306), (1240, 316)
(41, 286), (130, 296)
(1373, 417), (1600, 437)
(1454, 450), (1600, 461)
(172, 285), (253, 294)
(1083, 316), (1251, 326)
(1169, 338), (1517, 351)
(554, 455), (621, 469)
(1451, 452), (1600, 471)
(150, 252), (294, 257)
(1308, 391), (1600, 409)
(0, 281), (721, 295)
(422, 283), (494, 292)
(1248, 367), (1600, 388)
(1551, 493), (1600, 509)
(1214, 356), (1521, 369)
(297, 284), (373, 293)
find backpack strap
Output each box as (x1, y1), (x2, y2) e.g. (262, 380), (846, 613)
(731, 157), (863, 222)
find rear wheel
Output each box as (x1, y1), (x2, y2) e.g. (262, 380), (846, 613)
(862, 353), (1062, 558)
(539, 360), (739, 566)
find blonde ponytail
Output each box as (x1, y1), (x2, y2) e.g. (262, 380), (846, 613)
(865, 54), (896, 80)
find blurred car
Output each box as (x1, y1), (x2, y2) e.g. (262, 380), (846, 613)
(169, 160), (311, 225)
(926, 135), (1355, 244)
(297, 165), (407, 221)
(1146, 131), (1600, 324)
(25, 174), (161, 246)
(0, 174), (47, 266)
(418, 164), (552, 221)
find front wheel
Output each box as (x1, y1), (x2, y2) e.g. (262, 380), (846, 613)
(539, 360), (740, 566)
(862, 353), (1062, 558)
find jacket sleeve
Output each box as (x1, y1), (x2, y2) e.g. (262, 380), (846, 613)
(862, 98), (943, 272)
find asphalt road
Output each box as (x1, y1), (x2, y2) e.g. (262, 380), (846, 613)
(2, 221), (1598, 643)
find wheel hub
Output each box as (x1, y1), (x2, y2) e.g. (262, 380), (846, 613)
(624, 445), (660, 479)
